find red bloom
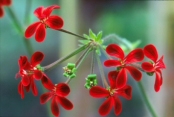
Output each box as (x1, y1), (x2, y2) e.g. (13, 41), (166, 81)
(142, 44), (166, 92)
(25, 5), (64, 42)
(16, 51), (44, 99)
(104, 44), (144, 88)
(0, 0), (12, 18)
(90, 71), (132, 116)
(40, 75), (73, 117)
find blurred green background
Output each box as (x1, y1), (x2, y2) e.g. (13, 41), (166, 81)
(0, 0), (174, 117)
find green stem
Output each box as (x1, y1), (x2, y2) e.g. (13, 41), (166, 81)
(90, 50), (95, 74)
(138, 81), (158, 117)
(24, 0), (32, 25)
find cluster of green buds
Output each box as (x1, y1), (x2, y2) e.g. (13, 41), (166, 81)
(63, 63), (77, 79)
(84, 74), (98, 89)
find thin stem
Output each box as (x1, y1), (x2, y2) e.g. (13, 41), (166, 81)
(95, 52), (109, 88)
(43, 44), (89, 71)
(24, 0), (32, 25)
(138, 81), (158, 117)
(90, 50), (95, 74)
(58, 29), (87, 40)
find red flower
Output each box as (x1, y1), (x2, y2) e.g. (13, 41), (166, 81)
(25, 5), (64, 42)
(90, 71), (132, 116)
(16, 51), (44, 99)
(104, 44), (144, 88)
(0, 0), (12, 18)
(141, 44), (166, 92)
(40, 75), (73, 117)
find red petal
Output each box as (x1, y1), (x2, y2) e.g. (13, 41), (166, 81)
(21, 75), (30, 86)
(144, 44), (158, 62)
(106, 44), (124, 59)
(31, 51), (44, 66)
(116, 69), (127, 89)
(56, 83), (70, 97)
(40, 92), (52, 104)
(156, 56), (166, 69)
(142, 62), (154, 72)
(31, 78), (38, 96)
(25, 84), (30, 92)
(114, 97), (122, 116)
(117, 85), (132, 100)
(89, 86), (109, 98)
(46, 15), (64, 30)
(18, 82), (25, 99)
(34, 6), (44, 20)
(108, 71), (119, 89)
(99, 97), (113, 116)
(51, 97), (59, 117)
(18, 56), (30, 69)
(154, 72), (162, 92)
(25, 22), (41, 38)
(0, 7), (4, 18)
(126, 66), (142, 81)
(57, 96), (73, 110)
(43, 5), (60, 17)
(104, 60), (121, 67)
(3, 0), (12, 6)
(35, 24), (46, 42)
(33, 70), (43, 80)
(125, 49), (144, 64)
(41, 75), (54, 90)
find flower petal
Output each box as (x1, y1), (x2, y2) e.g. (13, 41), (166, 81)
(125, 48), (144, 64)
(25, 84), (30, 92)
(126, 66), (142, 81)
(108, 71), (119, 89)
(0, 7), (4, 18)
(57, 96), (73, 110)
(56, 83), (70, 96)
(99, 97), (113, 116)
(34, 6), (44, 20)
(31, 78), (38, 96)
(31, 51), (44, 67)
(142, 62), (154, 72)
(114, 97), (122, 116)
(156, 56), (166, 69)
(106, 44), (124, 59)
(43, 5), (60, 17)
(41, 75), (54, 90)
(51, 97), (59, 117)
(3, 0), (12, 6)
(18, 82), (25, 99)
(40, 92), (52, 104)
(104, 60), (121, 67)
(144, 44), (158, 62)
(117, 85), (132, 100)
(35, 23), (46, 42)
(116, 69), (127, 89)
(25, 22), (41, 38)
(21, 75), (30, 86)
(33, 70), (43, 80)
(46, 15), (64, 30)
(154, 72), (162, 92)
(19, 56), (28, 69)
(89, 86), (109, 98)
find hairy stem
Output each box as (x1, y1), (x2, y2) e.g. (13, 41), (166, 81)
(90, 50), (95, 74)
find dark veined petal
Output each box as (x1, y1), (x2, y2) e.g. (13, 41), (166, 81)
(0, 7), (4, 18)
(46, 15), (64, 30)
(25, 83), (30, 92)
(31, 51), (44, 67)
(117, 85), (132, 100)
(40, 92), (52, 104)
(89, 86), (109, 98)
(114, 97), (122, 116)
(142, 62), (154, 72)
(156, 56), (166, 69)
(154, 72), (162, 92)
(106, 44), (124, 59)
(104, 60), (121, 67)
(25, 22), (41, 38)
(116, 69), (127, 89)
(33, 70), (43, 80)
(43, 5), (60, 17)
(125, 48), (144, 64)
(144, 44), (158, 62)
(18, 82), (25, 99)
(3, 0), (12, 6)
(34, 6), (44, 20)
(18, 56), (28, 69)
(156, 69), (163, 86)
(56, 83), (70, 97)
(108, 71), (119, 89)
(31, 78), (38, 96)
(51, 97), (59, 117)
(35, 23), (46, 42)
(99, 97), (113, 116)
(21, 75), (30, 86)
(126, 66), (142, 81)
(41, 75), (54, 90)
(57, 96), (73, 110)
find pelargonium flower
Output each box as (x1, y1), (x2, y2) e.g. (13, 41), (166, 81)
(104, 44), (144, 88)
(90, 71), (132, 116)
(141, 44), (166, 92)
(0, 0), (12, 18)
(16, 51), (44, 98)
(25, 5), (64, 42)
(40, 75), (73, 117)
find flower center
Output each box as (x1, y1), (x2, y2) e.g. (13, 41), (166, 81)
(108, 88), (117, 97)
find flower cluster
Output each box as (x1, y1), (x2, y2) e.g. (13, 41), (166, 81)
(0, 0), (12, 18)
(15, 4), (166, 117)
